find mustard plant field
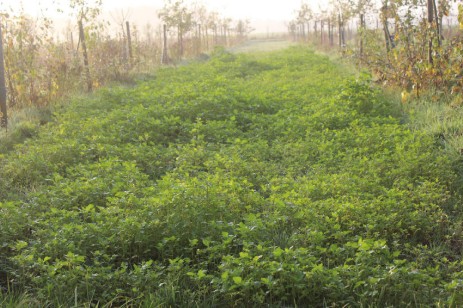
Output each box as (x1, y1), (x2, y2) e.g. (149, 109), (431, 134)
(1, 46), (463, 307)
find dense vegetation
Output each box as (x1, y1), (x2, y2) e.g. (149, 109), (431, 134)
(1, 46), (463, 306)
(0, 0), (251, 116)
(291, 0), (463, 101)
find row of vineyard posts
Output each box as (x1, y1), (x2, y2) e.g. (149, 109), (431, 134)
(0, 0), (253, 128)
(291, 0), (463, 100)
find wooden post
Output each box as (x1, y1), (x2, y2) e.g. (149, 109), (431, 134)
(161, 24), (169, 65)
(126, 21), (133, 66)
(78, 19), (92, 92)
(0, 22), (7, 128)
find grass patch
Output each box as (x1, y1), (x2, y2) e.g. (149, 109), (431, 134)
(0, 107), (54, 153)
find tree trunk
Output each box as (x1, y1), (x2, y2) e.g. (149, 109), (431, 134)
(126, 21), (133, 66)
(432, 0), (442, 44)
(0, 22), (7, 128)
(161, 24), (169, 64)
(214, 25), (218, 45)
(223, 26), (227, 46)
(381, 2), (394, 52)
(321, 20), (324, 45)
(314, 21), (318, 38)
(198, 24), (202, 53)
(359, 14), (365, 59)
(338, 14), (342, 48)
(78, 19), (92, 92)
(178, 27), (184, 57)
(427, 0), (434, 64)
(301, 23), (306, 41)
(70, 31), (75, 55)
(328, 18), (333, 47)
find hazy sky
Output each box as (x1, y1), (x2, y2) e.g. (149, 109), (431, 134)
(5, 0), (320, 20)
(3, 0), (330, 33)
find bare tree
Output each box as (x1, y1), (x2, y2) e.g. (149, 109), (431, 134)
(158, 0), (193, 58)
(206, 11), (220, 47)
(235, 19), (254, 39)
(296, 2), (313, 41)
(70, 0), (103, 92)
(110, 8), (132, 64)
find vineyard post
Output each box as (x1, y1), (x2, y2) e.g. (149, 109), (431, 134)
(126, 21), (133, 66)
(0, 21), (7, 128)
(78, 19), (92, 92)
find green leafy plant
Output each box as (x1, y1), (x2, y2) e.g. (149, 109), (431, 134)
(0, 46), (462, 306)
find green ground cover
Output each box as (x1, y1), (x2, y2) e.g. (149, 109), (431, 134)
(1, 46), (463, 306)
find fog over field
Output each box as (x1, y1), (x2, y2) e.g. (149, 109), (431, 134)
(3, 0), (329, 33)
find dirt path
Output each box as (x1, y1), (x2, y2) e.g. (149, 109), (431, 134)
(229, 38), (296, 54)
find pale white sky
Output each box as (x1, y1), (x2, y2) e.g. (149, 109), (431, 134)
(4, 0), (322, 20)
(2, 0), (326, 32)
